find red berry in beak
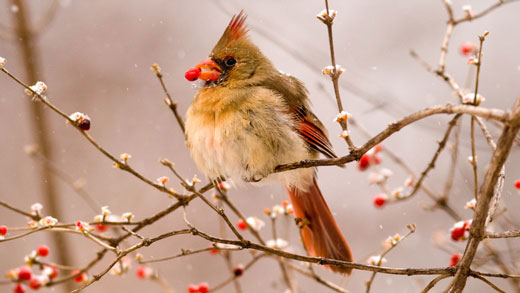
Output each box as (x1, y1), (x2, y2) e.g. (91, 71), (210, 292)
(185, 67), (201, 81)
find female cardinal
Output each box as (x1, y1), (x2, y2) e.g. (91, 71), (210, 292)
(184, 11), (353, 274)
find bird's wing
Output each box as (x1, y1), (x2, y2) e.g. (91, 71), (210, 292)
(260, 73), (337, 159)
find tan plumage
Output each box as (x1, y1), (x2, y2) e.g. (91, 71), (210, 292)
(185, 11), (353, 274)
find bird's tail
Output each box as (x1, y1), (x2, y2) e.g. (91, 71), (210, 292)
(286, 177), (353, 275)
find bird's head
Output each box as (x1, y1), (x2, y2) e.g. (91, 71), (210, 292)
(185, 11), (273, 88)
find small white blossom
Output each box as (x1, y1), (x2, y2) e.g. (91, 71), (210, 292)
(384, 233), (401, 248)
(192, 174), (201, 184)
(391, 187), (404, 199)
(271, 205), (285, 218)
(462, 93), (485, 105)
(111, 257), (131, 275)
(120, 153), (131, 163)
(404, 176), (414, 187)
(24, 250), (38, 265)
(316, 9), (338, 22)
(467, 56), (479, 65)
(380, 168), (393, 178)
(368, 172), (384, 184)
(32, 275), (50, 287)
(6, 269), (18, 281)
(122, 212), (134, 222)
(266, 238), (288, 249)
(465, 199), (476, 210)
(322, 64), (345, 77)
(285, 204), (294, 215)
(218, 181), (231, 191)
(42, 266), (55, 278)
(93, 214), (103, 223)
(25, 81), (47, 96)
(101, 206), (111, 217)
(339, 130), (350, 138)
(76, 221), (93, 232)
(156, 176), (169, 186)
(467, 156), (477, 164)
(31, 202), (43, 214)
(462, 5), (473, 18)
(39, 216), (58, 227)
(333, 111), (352, 123)
(367, 255), (387, 266)
(68, 112), (87, 123)
(246, 217), (265, 232)
(27, 220), (38, 229)
(0, 57), (6, 69)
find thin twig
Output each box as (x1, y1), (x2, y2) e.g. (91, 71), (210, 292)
(473, 274), (507, 293)
(421, 274), (450, 293)
(366, 225), (416, 292)
(447, 98), (520, 292)
(151, 64), (186, 137)
(321, 0), (355, 149)
(274, 103), (508, 174)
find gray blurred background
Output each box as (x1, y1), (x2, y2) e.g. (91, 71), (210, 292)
(1, 0), (519, 292)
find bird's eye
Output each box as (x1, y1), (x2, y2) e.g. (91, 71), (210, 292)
(225, 57), (237, 67)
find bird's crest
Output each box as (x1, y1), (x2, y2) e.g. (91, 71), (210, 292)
(214, 10), (249, 50)
(225, 10), (248, 40)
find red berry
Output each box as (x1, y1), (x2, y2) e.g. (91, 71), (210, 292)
(78, 117), (91, 131)
(136, 266), (148, 279)
(373, 194), (387, 208)
(233, 265), (244, 277)
(281, 200), (289, 207)
(209, 249), (219, 255)
(18, 267), (32, 281)
(185, 67), (201, 81)
(373, 155), (382, 165)
(96, 224), (108, 232)
(236, 219), (247, 230)
(198, 282), (209, 293)
(37, 245), (49, 257)
(459, 42), (477, 56)
(358, 154), (371, 171)
(374, 144), (383, 153)
(451, 226), (466, 241)
(449, 253), (461, 267)
(14, 283), (26, 293)
(72, 270), (86, 283)
(0, 225), (7, 235)
(514, 180), (520, 190)
(187, 284), (199, 293)
(44, 266), (58, 280)
(29, 278), (42, 290)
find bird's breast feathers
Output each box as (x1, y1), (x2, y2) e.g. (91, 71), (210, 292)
(185, 86), (314, 188)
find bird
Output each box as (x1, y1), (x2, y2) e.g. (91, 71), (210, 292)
(184, 11), (353, 274)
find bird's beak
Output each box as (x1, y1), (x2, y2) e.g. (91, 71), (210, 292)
(186, 58), (222, 82)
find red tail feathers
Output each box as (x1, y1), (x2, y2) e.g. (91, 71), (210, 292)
(287, 177), (353, 274)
